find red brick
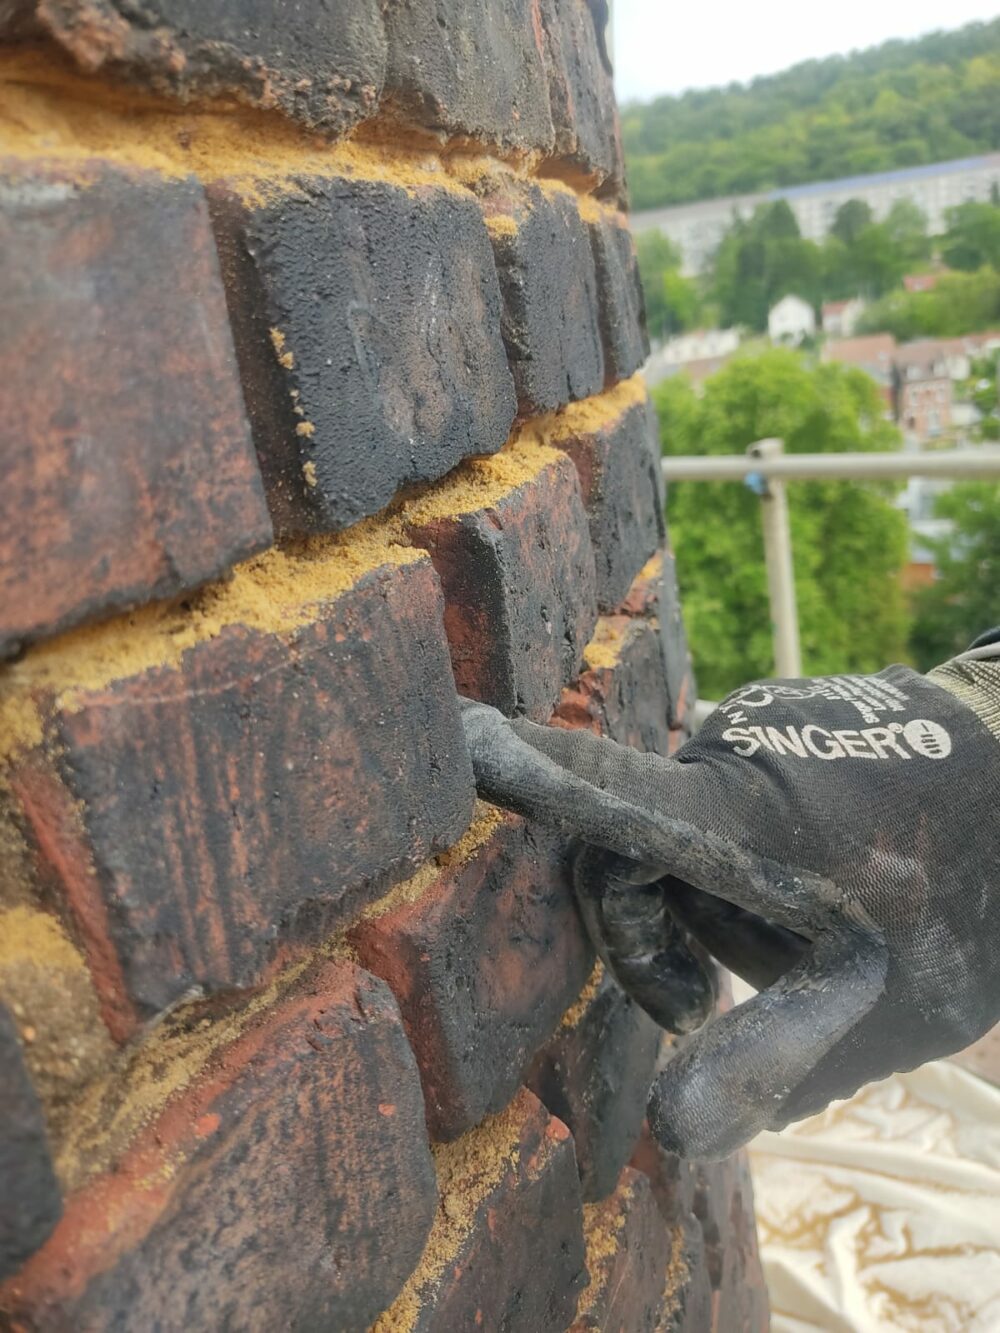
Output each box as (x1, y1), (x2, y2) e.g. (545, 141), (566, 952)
(552, 385), (665, 611)
(539, 0), (625, 201)
(0, 159), (272, 658)
(571, 1167), (671, 1333)
(373, 1089), (587, 1332)
(349, 808), (594, 1141)
(2, 0), (387, 136)
(629, 1120), (699, 1227)
(0, 544), (474, 1034)
(209, 174), (515, 535)
(662, 1215), (715, 1333)
(695, 1152), (769, 1331)
(0, 1004), (61, 1281)
(554, 614), (674, 756)
(0, 960), (436, 1331)
(589, 216), (650, 382)
(483, 181), (606, 414)
(621, 548), (694, 728)
(402, 447), (598, 721)
(526, 966), (661, 1201)
(383, 0), (555, 154)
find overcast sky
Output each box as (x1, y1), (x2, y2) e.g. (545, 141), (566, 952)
(613, 1), (1000, 102)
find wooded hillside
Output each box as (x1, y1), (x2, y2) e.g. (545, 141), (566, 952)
(623, 20), (1000, 211)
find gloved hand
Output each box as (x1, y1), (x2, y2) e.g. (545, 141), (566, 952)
(461, 651), (1000, 1159)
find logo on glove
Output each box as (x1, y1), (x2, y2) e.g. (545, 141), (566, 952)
(721, 719), (953, 761)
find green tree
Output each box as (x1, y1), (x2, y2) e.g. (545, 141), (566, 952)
(654, 349), (911, 697)
(635, 231), (701, 340)
(910, 483), (1000, 668)
(831, 199), (875, 247)
(942, 201), (1000, 271)
(710, 203), (822, 331)
(858, 268), (1000, 338)
(883, 199), (932, 268)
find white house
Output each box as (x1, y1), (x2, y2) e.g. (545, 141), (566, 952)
(768, 295), (816, 345)
(822, 298), (866, 338)
(656, 327), (740, 366)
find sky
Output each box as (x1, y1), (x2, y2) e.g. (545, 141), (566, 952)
(612, 0), (1000, 102)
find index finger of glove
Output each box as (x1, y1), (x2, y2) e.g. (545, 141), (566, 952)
(462, 701), (836, 936)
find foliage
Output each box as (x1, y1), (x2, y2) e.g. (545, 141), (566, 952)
(622, 20), (1000, 211)
(942, 201), (1000, 270)
(910, 483), (1000, 668)
(635, 231), (702, 339)
(654, 349), (911, 697)
(857, 267), (1000, 338)
(709, 203), (822, 331)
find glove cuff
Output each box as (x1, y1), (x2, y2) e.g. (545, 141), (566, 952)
(929, 654), (1000, 744)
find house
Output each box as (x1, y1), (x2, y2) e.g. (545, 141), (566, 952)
(821, 298), (866, 338)
(821, 334), (897, 413)
(657, 328), (740, 366)
(893, 340), (953, 444)
(768, 295), (815, 345)
(903, 272), (944, 294)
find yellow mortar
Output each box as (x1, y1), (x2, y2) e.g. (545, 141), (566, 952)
(518, 374), (649, 451)
(398, 438), (566, 528)
(359, 802), (504, 922)
(0, 527), (425, 764)
(575, 1177), (636, 1319)
(559, 960), (605, 1031)
(0, 49), (626, 226)
(373, 1098), (525, 1333)
(582, 618), (629, 672)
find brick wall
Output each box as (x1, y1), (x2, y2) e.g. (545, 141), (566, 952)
(0, 4), (768, 1328)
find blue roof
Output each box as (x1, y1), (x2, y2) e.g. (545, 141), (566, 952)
(766, 154), (1000, 201)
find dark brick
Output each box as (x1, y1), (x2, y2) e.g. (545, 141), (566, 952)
(4, 0), (387, 136)
(1, 546), (475, 1034)
(374, 1089), (587, 1332)
(486, 183), (605, 414)
(0, 1005), (61, 1281)
(0, 961), (437, 1332)
(350, 807), (593, 1141)
(526, 966), (660, 1201)
(402, 447), (598, 721)
(554, 614), (674, 757)
(539, 0), (625, 200)
(695, 1150), (768, 1333)
(629, 1120), (699, 1227)
(0, 159), (272, 659)
(384, 0), (555, 154)
(589, 215), (650, 381)
(571, 1167), (671, 1333)
(554, 386), (665, 611)
(622, 548), (694, 728)
(209, 174), (516, 534)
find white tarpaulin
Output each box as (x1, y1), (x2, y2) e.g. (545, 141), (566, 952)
(748, 1060), (1000, 1331)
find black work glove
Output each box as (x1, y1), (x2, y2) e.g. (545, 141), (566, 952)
(461, 655), (1000, 1159)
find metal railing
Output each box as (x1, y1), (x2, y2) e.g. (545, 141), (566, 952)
(662, 440), (1000, 680)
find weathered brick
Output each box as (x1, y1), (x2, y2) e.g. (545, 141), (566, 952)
(210, 174), (516, 534)
(546, 381), (665, 611)
(589, 215), (650, 382)
(383, 0), (555, 154)
(571, 1167), (671, 1333)
(0, 960), (437, 1331)
(539, 0), (625, 199)
(2, 0), (387, 136)
(695, 1152), (769, 1331)
(629, 1120), (699, 1227)
(350, 806), (593, 1141)
(526, 965), (661, 1202)
(484, 182), (605, 414)
(662, 1215), (715, 1333)
(373, 1088), (587, 1332)
(0, 542), (474, 1034)
(0, 159), (272, 659)
(554, 614), (674, 756)
(0, 1004), (61, 1281)
(401, 445), (598, 720)
(621, 548), (693, 728)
